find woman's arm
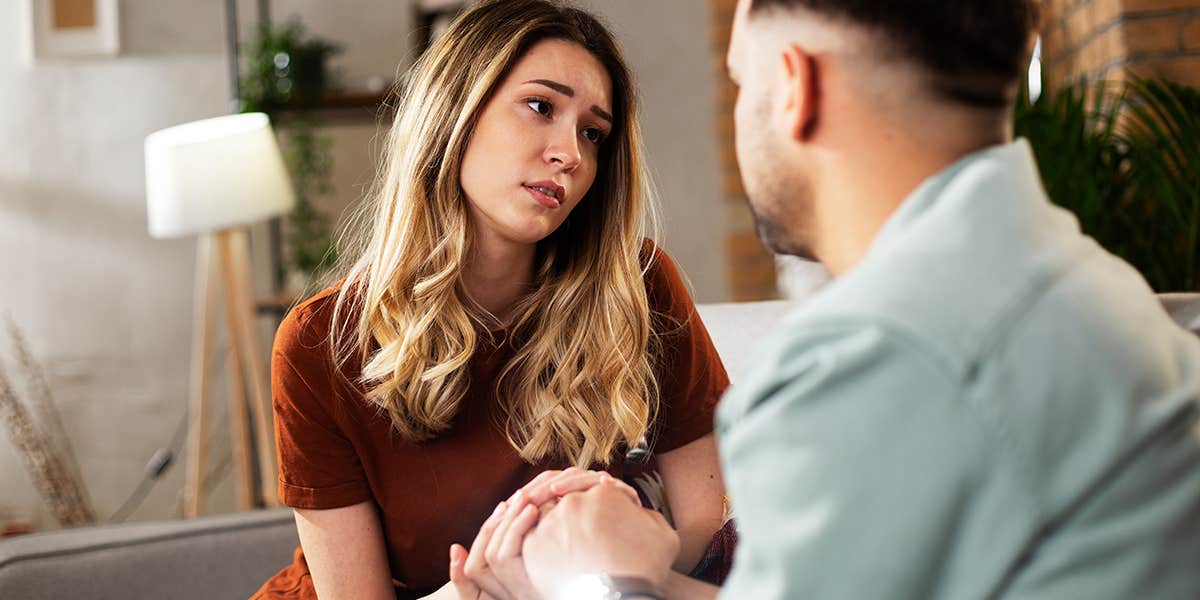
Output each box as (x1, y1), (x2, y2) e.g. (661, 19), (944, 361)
(293, 502), (397, 600)
(655, 433), (727, 573)
(664, 570), (721, 600)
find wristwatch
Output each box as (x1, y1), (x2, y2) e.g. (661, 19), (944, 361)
(563, 572), (666, 600)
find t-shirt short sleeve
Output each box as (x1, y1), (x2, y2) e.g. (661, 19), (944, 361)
(643, 242), (731, 453)
(271, 299), (372, 509)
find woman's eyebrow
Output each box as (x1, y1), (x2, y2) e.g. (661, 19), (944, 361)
(524, 79), (612, 124)
(591, 106), (612, 124)
(525, 78), (575, 96)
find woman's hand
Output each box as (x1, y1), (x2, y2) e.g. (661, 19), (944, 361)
(519, 467), (640, 507)
(447, 545), (496, 600)
(455, 492), (543, 600)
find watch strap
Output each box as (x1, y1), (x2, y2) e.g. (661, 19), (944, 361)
(607, 574), (666, 600)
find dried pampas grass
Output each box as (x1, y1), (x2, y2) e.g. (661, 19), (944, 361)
(0, 315), (95, 527)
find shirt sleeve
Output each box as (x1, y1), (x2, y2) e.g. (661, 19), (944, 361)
(644, 244), (731, 453)
(272, 306), (372, 509)
(717, 321), (985, 599)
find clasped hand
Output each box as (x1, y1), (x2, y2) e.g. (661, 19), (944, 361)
(447, 467), (679, 600)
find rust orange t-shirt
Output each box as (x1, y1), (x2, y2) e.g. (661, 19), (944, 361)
(253, 246), (729, 599)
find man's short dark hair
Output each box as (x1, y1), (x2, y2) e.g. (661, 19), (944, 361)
(749, 0), (1041, 108)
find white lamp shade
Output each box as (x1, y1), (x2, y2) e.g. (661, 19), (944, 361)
(144, 113), (296, 239)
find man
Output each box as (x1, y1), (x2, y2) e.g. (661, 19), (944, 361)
(455, 0), (1200, 598)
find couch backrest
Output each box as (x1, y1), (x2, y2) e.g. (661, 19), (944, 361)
(696, 301), (795, 384)
(1160, 293), (1200, 334)
(0, 508), (297, 600)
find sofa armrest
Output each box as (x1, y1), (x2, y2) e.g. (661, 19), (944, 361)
(0, 508), (297, 600)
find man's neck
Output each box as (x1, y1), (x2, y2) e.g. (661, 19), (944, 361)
(814, 129), (1008, 276)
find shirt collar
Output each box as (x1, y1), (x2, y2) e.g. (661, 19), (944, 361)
(864, 138), (1039, 261)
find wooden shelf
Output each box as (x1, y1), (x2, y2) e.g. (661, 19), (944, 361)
(268, 88), (394, 124)
(255, 291), (300, 315)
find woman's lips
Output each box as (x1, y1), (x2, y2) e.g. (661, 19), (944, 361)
(524, 184), (561, 209)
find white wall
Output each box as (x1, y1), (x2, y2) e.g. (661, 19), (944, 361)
(0, 0), (726, 529)
(1, 0), (235, 526)
(575, 0), (729, 302)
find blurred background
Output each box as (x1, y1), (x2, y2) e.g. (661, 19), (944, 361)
(1, 0), (1197, 533)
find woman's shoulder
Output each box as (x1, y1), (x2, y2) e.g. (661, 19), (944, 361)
(638, 237), (669, 270)
(274, 280), (355, 359)
(637, 238), (692, 314)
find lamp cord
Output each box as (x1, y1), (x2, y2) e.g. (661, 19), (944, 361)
(108, 341), (242, 523)
(108, 411), (187, 523)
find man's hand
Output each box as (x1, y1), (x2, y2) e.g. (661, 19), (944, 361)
(522, 479), (680, 599)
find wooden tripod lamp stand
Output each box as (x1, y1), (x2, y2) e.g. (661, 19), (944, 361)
(144, 113), (295, 517)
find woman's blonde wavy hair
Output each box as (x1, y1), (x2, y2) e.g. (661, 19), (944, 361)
(328, 0), (661, 468)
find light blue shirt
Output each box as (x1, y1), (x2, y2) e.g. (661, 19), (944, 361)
(716, 140), (1200, 599)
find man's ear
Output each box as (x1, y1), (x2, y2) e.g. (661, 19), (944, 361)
(779, 43), (818, 141)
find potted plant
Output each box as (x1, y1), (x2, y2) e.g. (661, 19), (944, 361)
(240, 20), (341, 112)
(279, 122), (338, 295)
(1016, 75), (1200, 291)
(240, 21), (341, 297)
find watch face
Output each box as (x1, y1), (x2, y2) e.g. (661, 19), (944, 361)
(561, 573), (615, 600)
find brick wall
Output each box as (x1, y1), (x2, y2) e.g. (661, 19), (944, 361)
(1041, 0), (1200, 87)
(711, 0), (779, 301)
(710, 0), (1199, 301)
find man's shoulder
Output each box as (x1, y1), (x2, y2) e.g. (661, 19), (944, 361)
(802, 233), (1175, 379)
(716, 309), (964, 433)
(792, 141), (1096, 370)
(790, 268), (988, 384)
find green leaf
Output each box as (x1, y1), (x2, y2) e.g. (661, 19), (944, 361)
(1016, 74), (1199, 291)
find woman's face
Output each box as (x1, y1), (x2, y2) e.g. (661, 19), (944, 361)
(460, 38), (614, 247)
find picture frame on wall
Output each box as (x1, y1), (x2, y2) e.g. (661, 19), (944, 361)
(26, 0), (120, 60)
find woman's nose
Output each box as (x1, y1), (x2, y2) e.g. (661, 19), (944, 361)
(544, 126), (582, 172)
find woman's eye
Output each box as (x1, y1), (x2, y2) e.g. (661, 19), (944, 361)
(526, 99), (552, 117)
(582, 128), (606, 144)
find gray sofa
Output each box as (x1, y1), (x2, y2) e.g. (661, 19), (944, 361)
(1, 296), (1197, 600)
(0, 508), (299, 600)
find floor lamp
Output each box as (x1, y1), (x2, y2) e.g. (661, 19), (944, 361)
(144, 113), (295, 517)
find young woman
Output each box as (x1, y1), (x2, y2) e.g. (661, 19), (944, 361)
(253, 1), (729, 598)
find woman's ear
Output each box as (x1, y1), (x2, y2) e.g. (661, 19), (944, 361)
(779, 43), (819, 141)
